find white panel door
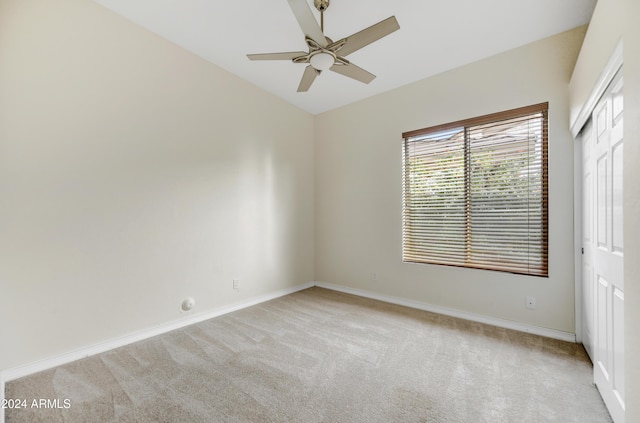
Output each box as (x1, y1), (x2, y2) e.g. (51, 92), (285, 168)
(581, 120), (595, 361)
(583, 71), (624, 423)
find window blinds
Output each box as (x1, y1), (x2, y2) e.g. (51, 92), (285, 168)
(402, 103), (548, 276)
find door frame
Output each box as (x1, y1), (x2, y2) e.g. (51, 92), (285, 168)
(572, 39), (623, 346)
(574, 134), (583, 343)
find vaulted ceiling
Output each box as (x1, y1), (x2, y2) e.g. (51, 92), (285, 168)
(93, 0), (596, 114)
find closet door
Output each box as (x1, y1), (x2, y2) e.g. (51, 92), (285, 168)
(581, 120), (595, 361)
(583, 71), (624, 423)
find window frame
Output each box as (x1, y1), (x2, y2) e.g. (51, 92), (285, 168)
(402, 103), (549, 277)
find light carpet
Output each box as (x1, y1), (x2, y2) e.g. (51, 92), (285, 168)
(5, 287), (611, 422)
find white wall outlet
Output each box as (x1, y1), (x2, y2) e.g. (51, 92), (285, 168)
(371, 272), (377, 282)
(526, 296), (537, 310)
(233, 279), (240, 290)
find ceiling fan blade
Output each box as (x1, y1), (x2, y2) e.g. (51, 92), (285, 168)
(337, 16), (400, 57)
(330, 63), (375, 84)
(297, 65), (320, 92)
(287, 0), (327, 48)
(247, 51), (308, 61)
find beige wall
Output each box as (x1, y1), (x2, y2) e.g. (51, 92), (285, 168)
(315, 27), (586, 333)
(568, 0), (640, 418)
(0, 0), (315, 371)
(568, 0), (623, 125)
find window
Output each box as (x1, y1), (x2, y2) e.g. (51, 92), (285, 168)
(402, 103), (548, 277)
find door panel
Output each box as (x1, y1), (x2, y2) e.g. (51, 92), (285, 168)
(596, 155), (608, 249)
(582, 261), (594, 359)
(584, 71), (625, 423)
(612, 142), (623, 253)
(613, 288), (625, 401)
(595, 275), (610, 379)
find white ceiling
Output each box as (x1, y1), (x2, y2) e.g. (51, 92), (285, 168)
(92, 0), (596, 115)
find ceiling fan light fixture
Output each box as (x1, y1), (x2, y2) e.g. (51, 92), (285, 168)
(310, 51), (335, 71)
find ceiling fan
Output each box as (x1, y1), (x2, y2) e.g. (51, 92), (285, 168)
(247, 0), (400, 92)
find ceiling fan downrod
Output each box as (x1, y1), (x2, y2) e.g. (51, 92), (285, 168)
(314, 0), (330, 31)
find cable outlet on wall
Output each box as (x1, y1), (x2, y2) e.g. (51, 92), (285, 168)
(180, 297), (195, 312)
(233, 279), (240, 291)
(526, 296), (537, 310)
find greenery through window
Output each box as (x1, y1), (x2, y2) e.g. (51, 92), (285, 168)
(402, 103), (548, 276)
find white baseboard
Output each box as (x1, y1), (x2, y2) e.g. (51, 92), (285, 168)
(0, 281), (314, 423)
(314, 281), (577, 343)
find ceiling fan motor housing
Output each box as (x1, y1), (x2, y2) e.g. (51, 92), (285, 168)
(314, 0), (330, 12)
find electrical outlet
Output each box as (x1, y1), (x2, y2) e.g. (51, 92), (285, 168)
(371, 272), (377, 282)
(526, 296), (537, 310)
(233, 279), (240, 291)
